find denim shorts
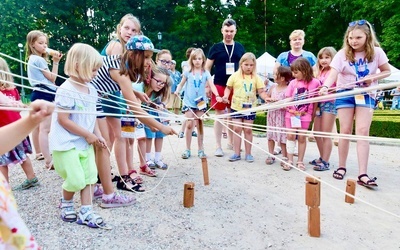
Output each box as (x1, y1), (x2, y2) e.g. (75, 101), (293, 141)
(102, 91), (126, 117)
(335, 89), (375, 109)
(30, 90), (55, 102)
(182, 105), (207, 113)
(230, 108), (256, 120)
(317, 101), (337, 116)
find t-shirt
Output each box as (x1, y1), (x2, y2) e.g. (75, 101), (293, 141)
(285, 78), (320, 122)
(170, 70), (182, 93)
(276, 50), (317, 67)
(182, 70), (212, 108)
(49, 79), (98, 151)
(0, 89), (21, 127)
(330, 47), (389, 92)
(207, 42), (245, 86)
(90, 55), (122, 94)
(227, 71), (264, 111)
(27, 55), (57, 91)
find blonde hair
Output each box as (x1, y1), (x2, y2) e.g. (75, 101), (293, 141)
(238, 52), (257, 76)
(188, 48), (206, 71)
(116, 14), (141, 54)
(289, 30), (305, 40)
(64, 43), (103, 83)
(343, 20), (380, 63)
(26, 30), (49, 59)
(156, 49), (172, 62)
(145, 66), (171, 103)
(0, 57), (14, 90)
(316, 47), (337, 76)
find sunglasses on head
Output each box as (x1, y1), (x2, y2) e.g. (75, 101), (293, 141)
(159, 59), (172, 65)
(152, 77), (166, 86)
(349, 20), (367, 27)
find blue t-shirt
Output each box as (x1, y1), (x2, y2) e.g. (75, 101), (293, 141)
(276, 50), (317, 67)
(170, 70), (182, 93)
(27, 55), (56, 91)
(207, 41), (245, 86)
(182, 70), (211, 108)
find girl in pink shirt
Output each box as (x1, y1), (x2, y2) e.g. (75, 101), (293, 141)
(284, 58), (320, 171)
(320, 20), (390, 188)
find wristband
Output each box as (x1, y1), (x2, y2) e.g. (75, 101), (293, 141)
(53, 63), (59, 66)
(321, 85), (328, 89)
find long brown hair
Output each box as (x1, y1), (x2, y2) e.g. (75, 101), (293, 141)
(119, 50), (145, 83)
(290, 57), (314, 82)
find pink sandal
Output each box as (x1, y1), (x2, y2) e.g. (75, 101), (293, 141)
(139, 165), (157, 177)
(128, 169), (143, 184)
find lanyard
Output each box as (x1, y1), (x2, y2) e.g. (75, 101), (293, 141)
(224, 42), (235, 63)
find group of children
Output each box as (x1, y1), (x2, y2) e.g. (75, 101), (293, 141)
(0, 16), (393, 248)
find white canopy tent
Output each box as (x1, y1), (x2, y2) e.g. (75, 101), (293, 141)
(384, 64), (400, 82)
(256, 52), (276, 81)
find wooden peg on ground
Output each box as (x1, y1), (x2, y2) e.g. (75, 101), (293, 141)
(345, 179), (356, 204)
(183, 182), (195, 208)
(197, 119), (210, 185)
(305, 176), (321, 237)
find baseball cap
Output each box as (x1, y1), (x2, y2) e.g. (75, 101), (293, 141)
(125, 35), (159, 52)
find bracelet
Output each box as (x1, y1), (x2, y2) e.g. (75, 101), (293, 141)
(321, 85), (328, 89)
(53, 63), (59, 66)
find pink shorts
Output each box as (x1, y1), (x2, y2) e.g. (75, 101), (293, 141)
(285, 118), (311, 130)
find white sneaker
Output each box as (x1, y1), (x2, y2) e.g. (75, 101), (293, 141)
(214, 147), (224, 157)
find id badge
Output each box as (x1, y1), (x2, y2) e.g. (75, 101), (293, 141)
(354, 94), (366, 105)
(226, 62), (235, 75)
(134, 122), (146, 140)
(242, 102), (252, 115)
(290, 116), (302, 128)
(195, 96), (207, 110)
(121, 117), (135, 138)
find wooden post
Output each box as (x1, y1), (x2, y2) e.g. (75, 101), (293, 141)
(305, 176), (321, 237)
(183, 182), (195, 208)
(197, 119), (210, 185)
(345, 179), (356, 204)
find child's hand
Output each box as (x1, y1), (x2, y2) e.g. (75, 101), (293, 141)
(216, 96), (223, 103)
(96, 136), (107, 149)
(29, 100), (54, 123)
(136, 92), (150, 103)
(319, 86), (329, 95)
(160, 125), (177, 136)
(85, 133), (99, 145)
(52, 51), (63, 63)
(222, 95), (230, 103)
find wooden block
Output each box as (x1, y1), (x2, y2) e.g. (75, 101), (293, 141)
(183, 182), (195, 208)
(305, 177), (320, 207)
(201, 158), (210, 185)
(308, 207), (321, 237)
(345, 179), (356, 204)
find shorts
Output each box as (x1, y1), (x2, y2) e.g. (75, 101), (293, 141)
(30, 89), (55, 102)
(285, 117), (310, 130)
(144, 110), (165, 139)
(182, 105), (207, 113)
(53, 146), (97, 193)
(317, 101), (337, 116)
(230, 108), (256, 120)
(335, 90), (375, 109)
(167, 94), (181, 109)
(211, 85), (232, 110)
(101, 91), (125, 118)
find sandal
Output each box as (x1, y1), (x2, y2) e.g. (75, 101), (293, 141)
(128, 169), (143, 184)
(309, 157), (322, 166)
(313, 160), (330, 171)
(182, 149), (191, 159)
(116, 175), (145, 192)
(140, 165), (157, 177)
(198, 150), (207, 159)
(333, 167), (347, 180)
(265, 156), (275, 165)
(77, 208), (106, 228)
(297, 162), (306, 171)
(35, 153), (44, 161)
(273, 149), (282, 155)
(357, 174), (378, 188)
(45, 160), (54, 170)
(59, 200), (77, 223)
(281, 159), (292, 171)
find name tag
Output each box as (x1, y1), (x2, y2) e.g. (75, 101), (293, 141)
(354, 94), (366, 105)
(135, 122), (146, 140)
(195, 96), (207, 110)
(226, 62), (235, 75)
(290, 116), (302, 128)
(121, 117), (135, 138)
